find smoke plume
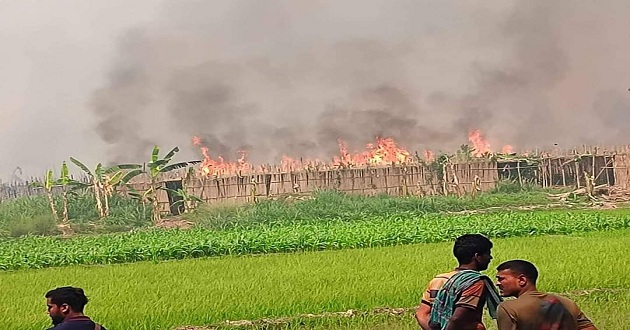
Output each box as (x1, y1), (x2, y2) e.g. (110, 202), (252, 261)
(2, 0), (629, 178)
(89, 0), (630, 163)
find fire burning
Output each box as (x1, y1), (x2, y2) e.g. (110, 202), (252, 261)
(192, 129), (513, 177)
(192, 136), (254, 176)
(467, 129), (514, 156)
(333, 137), (411, 167)
(192, 136), (414, 176)
(468, 129), (491, 156)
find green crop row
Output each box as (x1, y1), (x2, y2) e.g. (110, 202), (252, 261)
(1, 208), (629, 271)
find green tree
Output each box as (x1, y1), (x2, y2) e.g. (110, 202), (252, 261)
(70, 158), (138, 218)
(121, 146), (200, 224)
(32, 169), (58, 222)
(31, 163), (82, 236)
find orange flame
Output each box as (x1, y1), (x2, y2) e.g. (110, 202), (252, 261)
(468, 129), (514, 156)
(501, 145), (514, 154)
(193, 130), (513, 176)
(468, 129), (491, 157)
(332, 137), (411, 167)
(192, 136), (412, 176)
(192, 136), (254, 177)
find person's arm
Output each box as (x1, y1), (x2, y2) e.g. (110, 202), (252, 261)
(415, 303), (433, 330)
(496, 304), (517, 330)
(417, 277), (442, 330)
(444, 306), (480, 330)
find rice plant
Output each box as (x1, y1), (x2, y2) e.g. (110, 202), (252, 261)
(0, 230), (627, 330)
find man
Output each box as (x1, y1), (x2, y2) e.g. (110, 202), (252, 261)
(495, 260), (598, 330)
(45, 286), (106, 330)
(415, 234), (502, 330)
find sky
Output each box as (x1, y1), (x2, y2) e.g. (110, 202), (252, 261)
(1, 0), (629, 181)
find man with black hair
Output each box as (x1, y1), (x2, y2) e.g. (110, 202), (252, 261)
(495, 260), (597, 330)
(416, 234), (502, 330)
(45, 286), (106, 330)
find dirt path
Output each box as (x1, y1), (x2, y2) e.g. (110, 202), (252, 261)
(173, 288), (629, 329)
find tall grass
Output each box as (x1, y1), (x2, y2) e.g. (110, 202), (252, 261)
(0, 230), (627, 330)
(1, 189), (558, 237)
(185, 190), (556, 230)
(0, 192), (151, 237)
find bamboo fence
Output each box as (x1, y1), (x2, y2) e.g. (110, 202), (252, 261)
(3, 145), (630, 215)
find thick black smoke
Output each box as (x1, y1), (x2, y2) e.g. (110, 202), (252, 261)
(92, 0), (630, 164)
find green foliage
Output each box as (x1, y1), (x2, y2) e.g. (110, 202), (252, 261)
(1, 208), (630, 270)
(131, 146), (199, 181)
(457, 144), (473, 160)
(186, 190), (553, 230)
(0, 192), (151, 237)
(120, 145), (200, 223)
(7, 215), (58, 237)
(44, 169), (54, 190)
(163, 187), (204, 213)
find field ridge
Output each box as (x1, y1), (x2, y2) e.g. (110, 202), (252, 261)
(174, 288), (630, 330)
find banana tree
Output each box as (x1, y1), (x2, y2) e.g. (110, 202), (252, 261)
(56, 161), (72, 223)
(31, 169), (58, 222)
(70, 157), (139, 218)
(121, 146), (200, 224)
(101, 171), (127, 216)
(127, 186), (154, 218)
(162, 187), (204, 214)
(31, 166), (77, 236)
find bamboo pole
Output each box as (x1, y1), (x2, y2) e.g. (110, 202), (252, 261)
(542, 158), (547, 188)
(592, 153), (596, 181)
(561, 160), (567, 187)
(574, 161), (581, 189)
(517, 161), (523, 187)
(442, 163), (448, 196)
(548, 159), (554, 186)
(605, 156), (611, 186)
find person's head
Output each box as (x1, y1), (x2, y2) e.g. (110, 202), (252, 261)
(453, 234), (493, 271)
(495, 259), (539, 297)
(45, 286), (89, 325)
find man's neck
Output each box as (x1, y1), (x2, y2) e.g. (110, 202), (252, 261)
(63, 312), (86, 321)
(455, 264), (479, 271)
(516, 285), (538, 297)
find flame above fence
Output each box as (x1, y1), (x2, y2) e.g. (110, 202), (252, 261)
(192, 129), (512, 177)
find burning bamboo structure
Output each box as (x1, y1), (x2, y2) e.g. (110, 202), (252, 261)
(3, 143), (630, 217)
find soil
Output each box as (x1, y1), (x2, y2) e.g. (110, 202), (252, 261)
(155, 218), (194, 230)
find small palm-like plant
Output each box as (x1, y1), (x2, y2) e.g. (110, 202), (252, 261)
(121, 146), (200, 224)
(70, 157), (139, 218)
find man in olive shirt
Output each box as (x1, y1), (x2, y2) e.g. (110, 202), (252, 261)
(495, 260), (597, 330)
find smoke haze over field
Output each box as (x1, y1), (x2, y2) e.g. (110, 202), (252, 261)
(2, 0), (630, 179)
